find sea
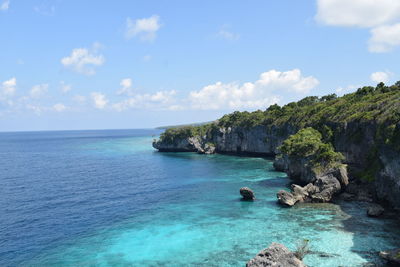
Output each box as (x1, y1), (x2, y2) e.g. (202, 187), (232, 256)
(0, 129), (399, 266)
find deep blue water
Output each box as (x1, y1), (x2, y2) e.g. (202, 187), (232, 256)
(0, 129), (399, 266)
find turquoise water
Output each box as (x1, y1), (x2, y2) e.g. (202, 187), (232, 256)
(1, 130), (399, 266)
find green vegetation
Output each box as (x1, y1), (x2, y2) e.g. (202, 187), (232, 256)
(216, 82), (400, 129)
(159, 124), (217, 144)
(279, 127), (344, 170)
(294, 239), (310, 260)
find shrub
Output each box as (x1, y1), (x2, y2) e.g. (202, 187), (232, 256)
(294, 239), (310, 260)
(279, 127), (344, 170)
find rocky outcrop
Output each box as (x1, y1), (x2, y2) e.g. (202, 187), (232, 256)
(379, 248), (400, 265)
(367, 204), (384, 217)
(277, 190), (298, 206)
(152, 136), (201, 152)
(246, 243), (306, 267)
(275, 153), (348, 206)
(277, 173), (343, 207)
(153, 137), (216, 154)
(240, 187), (255, 201)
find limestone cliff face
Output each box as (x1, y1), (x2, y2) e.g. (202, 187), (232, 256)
(153, 136), (200, 152)
(153, 122), (400, 209)
(153, 124), (297, 155)
(376, 146), (400, 206)
(331, 122), (378, 171)
(211, 124), (297, 155)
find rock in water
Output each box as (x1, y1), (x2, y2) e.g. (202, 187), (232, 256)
(240, 187), (255, 200)
(277, 190), (298, 206)
(246, 243), (306, 267)
(379, 248), (400, 265)
(367, 204), (384, 217)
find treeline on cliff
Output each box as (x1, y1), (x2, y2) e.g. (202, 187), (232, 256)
(159, 81), (400, 153)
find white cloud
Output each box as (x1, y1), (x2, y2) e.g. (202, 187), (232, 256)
(30, 84), (48, 98)
(60, 81), (72, 93)
(117, 78), (134, 95)
(0, 0), (9, 11)
(2, 77), (16, 96)
(53, 103), (66, 112)
(368, 23), (400, 52)
(112, 90), (177, 111)
(61, 44), (105, 75)
(217, 30), (240, 41)
(73, 95), (86, 104)
(125, 15), (161, 41)
(316, 0), (400, 52)
(34, 4), (55, 16)
(91, 92), (108, 109)
(316, 0), (400, 28)
(189, 69), (319, 110)
(370, 71), (390, 83)
(26, 104), (43, 115)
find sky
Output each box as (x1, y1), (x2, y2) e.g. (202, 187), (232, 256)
(1, 0), (400, 131)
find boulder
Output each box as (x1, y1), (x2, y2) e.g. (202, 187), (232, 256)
(379, 248), (400, 265)
(277, 190), (298, 206)
(246, 243), (306, 267)
(367, 204), (384, 217)
(240, 187), (255, 200)
(310, 174), (341, 203)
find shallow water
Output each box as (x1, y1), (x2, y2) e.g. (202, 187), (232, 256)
(0, 129), (399, 266)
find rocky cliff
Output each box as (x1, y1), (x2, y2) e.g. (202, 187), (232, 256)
(153, 83), (400, 209)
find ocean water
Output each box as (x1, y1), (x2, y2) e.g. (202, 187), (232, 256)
(0, 129), (399, 267)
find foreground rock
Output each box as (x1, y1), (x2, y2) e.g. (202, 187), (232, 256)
(246, 243), (306, 267)
(379, 248), (400, 265)
(240, 187), (255, 200)
(367, 204), (384, 217)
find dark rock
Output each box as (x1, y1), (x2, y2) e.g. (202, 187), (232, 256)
(375, 147), (400, 208)
(240, 187), (255, 200)
(246, 243), (306, 267)
(367, 204), (384, 217)
(310, 174), (341, 203)
(339, 192), (356, 201)
(276, 166), (347, 206)
(379, 248), (400, 265)
(344, 182), (374, 202)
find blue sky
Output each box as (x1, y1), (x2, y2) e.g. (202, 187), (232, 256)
(1, 0), (399, 131)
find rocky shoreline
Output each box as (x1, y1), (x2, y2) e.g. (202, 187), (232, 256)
(152, 84), (400, 265)
(153, 123), (400, 212)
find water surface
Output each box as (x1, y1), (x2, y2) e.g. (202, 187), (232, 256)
(0, 129), (399, 266)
